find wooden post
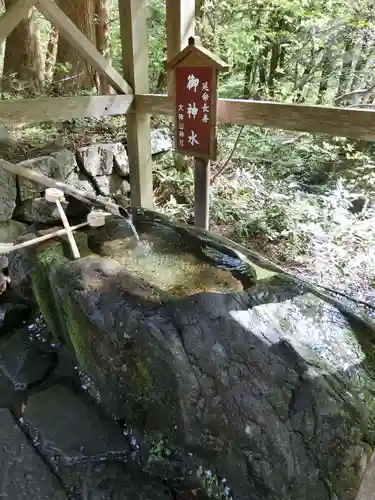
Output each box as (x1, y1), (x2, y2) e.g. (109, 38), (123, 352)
(166, 0), (196, 180)
(166, 37), (228, 230)
(119, 0), (153, 209)
(194, 158), (210, 229)
(166, 4), (207, 228)
(166, 0), (196, 95)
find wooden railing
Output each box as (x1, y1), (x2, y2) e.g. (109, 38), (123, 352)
(1, 93), (374, 141)
(0, 0), (374, 208)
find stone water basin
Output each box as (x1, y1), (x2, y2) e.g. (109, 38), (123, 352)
(2, 207), (375, 499)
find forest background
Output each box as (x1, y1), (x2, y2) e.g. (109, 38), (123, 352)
(1, 0), (374, 300)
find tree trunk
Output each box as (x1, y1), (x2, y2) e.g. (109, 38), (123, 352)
(2, 1), (42, 93)
(54, 0), (96, 93)
(292, 45), (324, 103)
(45, 25), (59, 84)
(335, 34), (354, 100)
(257, 47), (269, 98)
(267, 14), (286, 98)
(351, 34), (370, 91)
(268, 44), (280, 97)
(317, 49), (334, 104)
(0, 41), (5, 78)
(243, 53), (255, 99)
(95, 0), (111, 94)
(243, 14), (262, 99)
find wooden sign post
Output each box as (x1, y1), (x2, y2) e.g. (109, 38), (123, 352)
(166, 36), (229, 229)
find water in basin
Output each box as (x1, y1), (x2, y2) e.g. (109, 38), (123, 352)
(87, 215), (252, 298)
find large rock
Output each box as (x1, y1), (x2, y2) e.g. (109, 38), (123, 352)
(49, 149), (77, 176)
(0, 288), (30, 333)
(27, 210), (375, 499)
(0, 409), (67, 498)
(77, 142), (129, 177)
(18, 156), (65, 201)
(65, 173), (97, 196)
(0, 220), (28, 242)
(95, 172), (130, 202)
(14, 196), (91, 224)
(23, 385), (129, 484)
(0, 124), (16, 146)
(17, 150), (97, 202)
(0, 220), (28, 269)
(14, 197), (69, 224)
(0, 167), (17, 221)
(76, 143), (130, 203)
(151, 127), (173, 155)
(113, 142), (129, 177)
(22, 384), (172, 498)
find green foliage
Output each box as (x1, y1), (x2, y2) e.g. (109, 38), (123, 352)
(149, 438), (172, 459)
(196, 466), (233, 499)
(193, 0), (375, 102)
(154, 123), (375, 293)
(3, 0), (374, 299)
(109, 0), (166, 92)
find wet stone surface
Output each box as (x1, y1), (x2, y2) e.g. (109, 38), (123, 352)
(0, 315), (58, 408)
(0, 312), (199, 499)
(2, 208), (375, 499)
(22, 385), (130, 483)
(0, 408), (68, 499)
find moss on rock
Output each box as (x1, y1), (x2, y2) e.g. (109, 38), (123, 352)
(131, 354), (154, 407)
(58, 290), (92, 373)
(31, 241), (68, 340)
(60, 231), (92, 259)
(31, 233), (94, 356)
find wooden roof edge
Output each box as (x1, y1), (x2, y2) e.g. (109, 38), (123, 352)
(166, 36), (229, 72)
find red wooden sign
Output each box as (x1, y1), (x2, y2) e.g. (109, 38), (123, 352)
(174, 66), (217, 160)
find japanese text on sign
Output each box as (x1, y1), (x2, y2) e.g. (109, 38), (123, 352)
(174, 66), (216, 158)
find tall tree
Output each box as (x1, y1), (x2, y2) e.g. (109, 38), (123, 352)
(335, 31), (355, 100)
(2, 1), (42, 93)
(54, 0), (97, 93)
(350, 32), (371, 91)
(317, 48), (335, 104)
(44, 25), (59, 84)
(95, 0), (111, 94)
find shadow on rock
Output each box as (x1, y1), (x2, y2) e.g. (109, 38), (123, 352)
(33, 252), (375, 500)
(8, 209), (375, 500)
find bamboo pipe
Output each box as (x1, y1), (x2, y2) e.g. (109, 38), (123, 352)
(0, 158), (130, 218)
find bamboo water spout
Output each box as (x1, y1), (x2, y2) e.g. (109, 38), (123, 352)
(0, 158), (128, 217)
(0, 158), (140, 241)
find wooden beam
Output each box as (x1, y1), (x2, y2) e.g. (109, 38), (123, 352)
(0, 0), (38, 45)
(119, 0), (153, 209)
(166, 0), (196, 94)
(136, 94), (174, 116)
(0, 95), (133, 124)
(136, 94), (375, 141)
(37, 0), (133, 95)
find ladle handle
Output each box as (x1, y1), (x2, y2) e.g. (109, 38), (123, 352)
(0, 222), (88, 254)
(55, 200), (81, 259)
